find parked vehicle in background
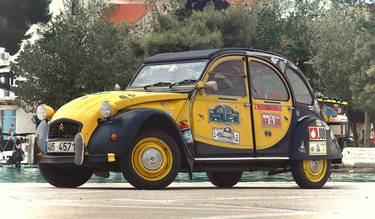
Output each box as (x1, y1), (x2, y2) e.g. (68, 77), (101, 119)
(317, 96), (353, 149)
(30, 48), (343, 189)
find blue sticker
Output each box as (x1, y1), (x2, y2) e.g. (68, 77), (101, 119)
(209, 104), (240, 124)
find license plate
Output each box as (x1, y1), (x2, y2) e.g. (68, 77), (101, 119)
(47, 141), (75, 153)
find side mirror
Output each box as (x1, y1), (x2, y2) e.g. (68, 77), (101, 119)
(204, 81), (218, 93)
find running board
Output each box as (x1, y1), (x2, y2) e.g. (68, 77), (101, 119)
(194, 157), (290, 162)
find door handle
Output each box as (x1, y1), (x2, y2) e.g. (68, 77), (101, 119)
(288, 106), (295, 110)
(244, 103), (251, 107)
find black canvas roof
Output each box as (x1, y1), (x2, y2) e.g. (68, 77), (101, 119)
(143, 48), (286, 64)
(143, 49), (222, 63)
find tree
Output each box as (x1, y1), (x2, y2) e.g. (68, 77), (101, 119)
(175, 0), (229, 18)
(11, 0), (140, 111)
(308, 1), (375, 146)
(350, 8), (375, 146)
(142, 4), (257, 56)
(0, 0), (51, 54)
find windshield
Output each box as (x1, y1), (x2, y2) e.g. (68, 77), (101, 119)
(129, 61), (208, 88)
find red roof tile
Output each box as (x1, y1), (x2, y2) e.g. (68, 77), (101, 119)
(107, 3), (149, 25)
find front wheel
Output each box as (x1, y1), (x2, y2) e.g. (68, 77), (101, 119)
(291, 159), (331, 189)
(119, 129), (181, 190)
(38, 163), (92, 188)
(207, 171), (243, 188)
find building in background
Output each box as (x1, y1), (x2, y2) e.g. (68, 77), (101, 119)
(0, 47), (35, 135)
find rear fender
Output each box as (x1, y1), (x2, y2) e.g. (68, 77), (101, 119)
(290, 116), (342, 162)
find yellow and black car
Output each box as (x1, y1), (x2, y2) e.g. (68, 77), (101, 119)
(31, 48), (342, 189)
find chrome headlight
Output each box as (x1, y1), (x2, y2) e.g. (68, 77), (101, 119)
(100, 101), (117, 119)
(36, 104), (55, 121)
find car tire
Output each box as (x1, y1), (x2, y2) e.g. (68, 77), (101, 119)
(207, 171), (243, 188)
(38, 163), (92, 188)
(119, 129), (181, 190)
(291, 159), (331, 189)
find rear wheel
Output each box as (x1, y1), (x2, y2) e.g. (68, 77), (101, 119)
(119, 129), (181, 190)
(38, 164), (92, 188)
(207, 171), (243, 188)
(291, 159), (331, 189)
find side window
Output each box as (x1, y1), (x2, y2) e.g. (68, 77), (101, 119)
(250, 61), (288, 101)
(285, 68), (313, 104)
(205, 59), (246, 96)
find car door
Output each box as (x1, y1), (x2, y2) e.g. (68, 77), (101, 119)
(248, 58), (293, 155)
(192, 56), (254, 157)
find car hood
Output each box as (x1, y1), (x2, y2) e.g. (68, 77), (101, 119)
(51, 91), (188, 122)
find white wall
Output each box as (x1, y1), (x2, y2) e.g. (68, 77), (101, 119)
(16, 108), (36, 134)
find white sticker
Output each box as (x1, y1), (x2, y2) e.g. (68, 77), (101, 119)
(213, 126), (240, 144)
(309, 141), (327, 155)
(271, 57), (278, 64)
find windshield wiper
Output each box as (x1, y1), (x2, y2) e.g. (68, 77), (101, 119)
(169, 79), (198, 88)
(144, 82), (172, 90)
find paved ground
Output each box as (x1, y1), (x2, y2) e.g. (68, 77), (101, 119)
(1, 182), (374, 219)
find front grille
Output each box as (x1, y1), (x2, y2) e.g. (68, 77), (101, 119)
(48, 120), (81, 140)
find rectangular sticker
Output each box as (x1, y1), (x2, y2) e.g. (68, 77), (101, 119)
(212, 126), (240, 144)
(309, 127), (326, 141)
(255, 104), (282, 111)
(262, 113), (281, 128)
(209, 104), (240, 124)
(309, 141), (327, 155)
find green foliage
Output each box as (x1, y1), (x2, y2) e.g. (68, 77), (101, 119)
(308, 6), (358, 99)
(142, 4), (256, 56)
(9, 0), (375, 122)
(11, 0), (140, 111)
(175, 0), (229, 18)
(353, 66), (375, 110)
(0, 0), (51, 54)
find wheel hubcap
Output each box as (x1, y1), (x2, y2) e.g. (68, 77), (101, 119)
(303, 159), (328, 182)
(141, 147), (164, 171)
(131, 137), (173, 181)
(309, 160), (322, 173)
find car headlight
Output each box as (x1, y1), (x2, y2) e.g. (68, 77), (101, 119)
(36, 104), (55, 121)
(100, 101), (117, 119)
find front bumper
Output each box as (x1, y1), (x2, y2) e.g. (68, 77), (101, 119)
(38, 153), (116, 167)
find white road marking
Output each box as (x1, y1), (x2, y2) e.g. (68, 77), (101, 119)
(2, 201), (268, 213)
(192, 211), (315, 219)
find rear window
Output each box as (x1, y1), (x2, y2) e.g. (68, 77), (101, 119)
(285, 68), (313, 105)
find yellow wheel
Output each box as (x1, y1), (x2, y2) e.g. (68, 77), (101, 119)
(131, 137), (173, 181)
(119, 129), (181, 189)
(303, 160), (328, 182)
(207, 171), (243, 188)
(291, 159), (331, 189)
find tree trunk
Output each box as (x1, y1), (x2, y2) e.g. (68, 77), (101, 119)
(347, 107), (359, 147)
(364, 110), (371, 147)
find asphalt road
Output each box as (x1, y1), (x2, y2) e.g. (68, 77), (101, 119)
(1, 182), (374, 219)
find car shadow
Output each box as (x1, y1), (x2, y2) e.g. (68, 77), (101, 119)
(76, 185), (341, 190)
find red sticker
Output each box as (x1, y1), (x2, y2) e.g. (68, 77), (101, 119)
(255, 104), (282, 111)
(262, 114), (281, 128)
(309, 127), (326, 141)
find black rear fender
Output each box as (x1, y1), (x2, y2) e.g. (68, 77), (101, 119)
(290, 116), (342, 163)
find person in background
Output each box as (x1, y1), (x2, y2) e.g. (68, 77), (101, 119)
(8, 123), (14, 140)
